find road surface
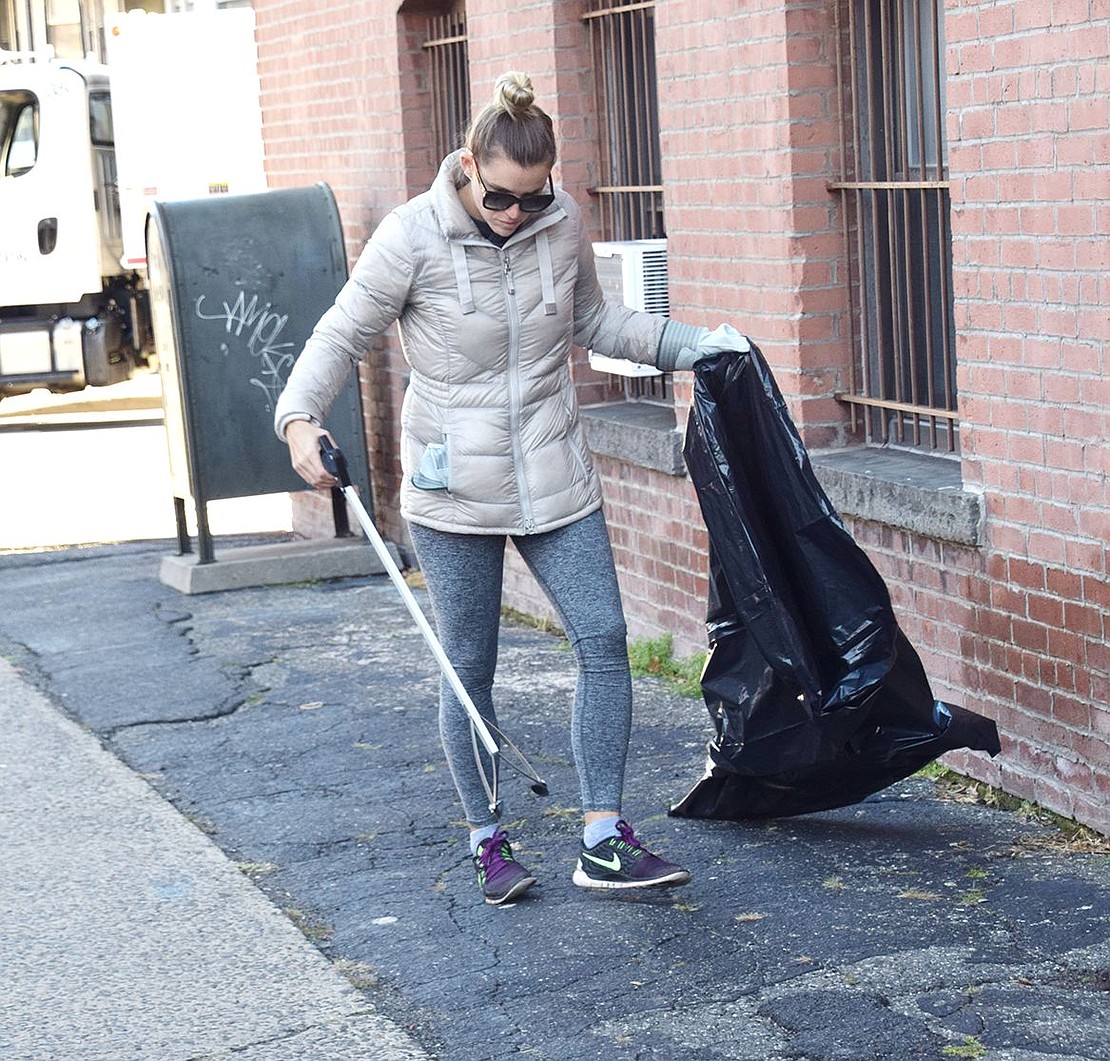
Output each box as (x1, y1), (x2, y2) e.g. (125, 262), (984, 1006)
(0, 374), (291, 552)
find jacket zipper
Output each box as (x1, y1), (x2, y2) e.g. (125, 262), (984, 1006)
(502, 250), (536, 532)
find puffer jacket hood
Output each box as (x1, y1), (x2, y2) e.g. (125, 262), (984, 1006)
(275, 151), (665, 535)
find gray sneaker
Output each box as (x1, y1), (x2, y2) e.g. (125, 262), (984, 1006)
(572, 820), (691, 890)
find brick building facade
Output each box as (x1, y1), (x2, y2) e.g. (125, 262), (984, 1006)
(250, 0), (1108, 835)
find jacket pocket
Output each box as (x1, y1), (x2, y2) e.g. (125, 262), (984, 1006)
(563, 399), (591, 481)
(411, 437), (451, 491)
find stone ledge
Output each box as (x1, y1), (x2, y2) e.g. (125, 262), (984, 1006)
(581, 401), (685, 477)
(810, 447), (983, 547)
(579, 403), (981, 548)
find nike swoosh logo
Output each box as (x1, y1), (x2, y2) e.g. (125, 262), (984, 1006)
(583, 851), (622, 872)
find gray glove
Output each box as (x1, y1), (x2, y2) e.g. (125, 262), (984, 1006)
(656, 321), (752, 371)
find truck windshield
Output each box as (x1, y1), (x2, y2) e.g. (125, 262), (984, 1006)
(0, 92), (39, 177)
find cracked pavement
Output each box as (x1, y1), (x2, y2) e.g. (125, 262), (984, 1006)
(1, 540), (1108, 1060)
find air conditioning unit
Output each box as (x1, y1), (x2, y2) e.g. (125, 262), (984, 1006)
(589, 238), (668, 378)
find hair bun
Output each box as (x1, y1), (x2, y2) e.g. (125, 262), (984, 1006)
(495, 71), (535, 118)
(465, 71), (555, 167)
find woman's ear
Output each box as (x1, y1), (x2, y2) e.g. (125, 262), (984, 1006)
(459, 149), (475, 179)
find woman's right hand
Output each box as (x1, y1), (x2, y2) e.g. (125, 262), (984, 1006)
(285, 419), (338, 490)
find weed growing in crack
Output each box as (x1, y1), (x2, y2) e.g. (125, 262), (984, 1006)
(627, 634), (706, 698)
(919, 764), (1110, 855)
(283, 907), (334, 943)
(942, 1036), (987, 1059)
(236, 861), (278, 878)
(335, 959), (380, 991)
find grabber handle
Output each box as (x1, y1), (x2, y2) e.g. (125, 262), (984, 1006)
(318, 435), (352, 488)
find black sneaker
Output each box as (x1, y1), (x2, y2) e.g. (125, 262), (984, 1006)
(473, 830), (537, 905)
(572, 819), (691, 890)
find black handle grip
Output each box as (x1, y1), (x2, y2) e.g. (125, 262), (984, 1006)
(318, 436), (352, 488)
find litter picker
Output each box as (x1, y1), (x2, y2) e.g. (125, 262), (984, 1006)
(318, 436), (549, 812)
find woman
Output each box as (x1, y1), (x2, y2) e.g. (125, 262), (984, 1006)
(277, 72), (709, 905)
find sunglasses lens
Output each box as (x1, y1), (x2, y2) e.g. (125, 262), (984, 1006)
(519, 194), (556, 213)
(482, 192), (518, 212)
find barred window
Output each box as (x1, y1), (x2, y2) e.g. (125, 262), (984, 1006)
(584, 0), (668, 403)
(832, 0), (958, 452)
(583, 0), (664, 242)
(423, 3), (470, 163)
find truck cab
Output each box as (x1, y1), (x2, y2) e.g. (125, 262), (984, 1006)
(0, 56), (151, 399)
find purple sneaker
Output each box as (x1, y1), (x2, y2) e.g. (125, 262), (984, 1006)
(572, 819), (691, 890)
(473, 830), (537, 905)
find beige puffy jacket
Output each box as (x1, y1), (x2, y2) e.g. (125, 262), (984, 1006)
(275, 151), (667, 536)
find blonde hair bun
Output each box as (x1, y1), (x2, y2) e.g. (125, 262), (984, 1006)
(494, 72), (536, 119)
(465, 71), (556, 168)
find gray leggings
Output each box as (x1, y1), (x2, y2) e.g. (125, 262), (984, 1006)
(408, 509), (632, 828)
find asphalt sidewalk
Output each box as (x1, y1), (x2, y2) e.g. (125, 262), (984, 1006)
(0, 653), (426, 1060)
(1, 540), (1108, 1061)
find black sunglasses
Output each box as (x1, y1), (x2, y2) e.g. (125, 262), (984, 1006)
(473, 159), (556, 214)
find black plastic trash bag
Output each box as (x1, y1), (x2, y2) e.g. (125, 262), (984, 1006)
(670, 342), (1000, 820)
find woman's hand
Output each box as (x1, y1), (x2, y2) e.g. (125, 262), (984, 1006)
(285, 419), (338, 490)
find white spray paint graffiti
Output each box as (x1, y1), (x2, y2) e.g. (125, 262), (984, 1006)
(194, 291), (295, 411)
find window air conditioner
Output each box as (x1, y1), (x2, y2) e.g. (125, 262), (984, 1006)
(589, 238), (668, 378)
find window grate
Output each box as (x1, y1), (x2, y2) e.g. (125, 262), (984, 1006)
(832, 0), (958, 452)
(584, 1), (668, 402)
(423, 6), (470, 164)
(583, 0), (664, 243)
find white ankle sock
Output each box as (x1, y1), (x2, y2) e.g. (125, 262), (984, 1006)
(583, 815), (621, 848)
(469, 823), (500, 855)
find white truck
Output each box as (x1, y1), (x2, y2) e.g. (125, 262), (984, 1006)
(0, 9), (265, 401)
(0, 55), (148, 398)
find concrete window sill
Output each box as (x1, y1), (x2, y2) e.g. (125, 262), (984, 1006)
(580, 401), (686, 477)
(810, 446), (983, 547)
(580, 402), (982, 548)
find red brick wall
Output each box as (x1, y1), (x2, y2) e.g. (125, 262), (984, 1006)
(656, 0), (848, 441)
(251, 0), (1109, 834)
(254, 0), (414, 547)
(933, 0), (1109, 832)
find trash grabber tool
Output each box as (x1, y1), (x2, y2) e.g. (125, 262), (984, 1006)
(318, 436), (549, 809)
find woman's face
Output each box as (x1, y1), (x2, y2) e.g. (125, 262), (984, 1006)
(460, 150), (554, 239)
